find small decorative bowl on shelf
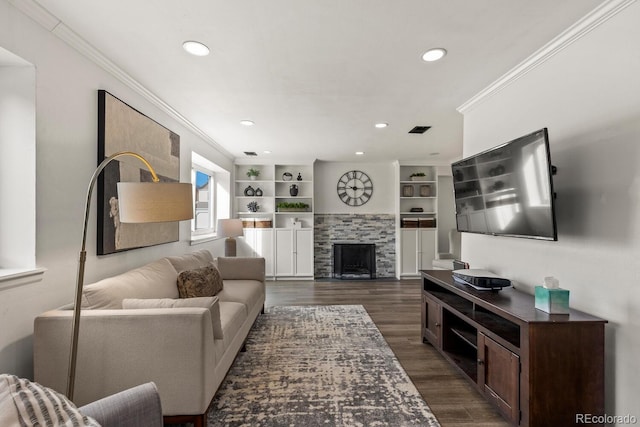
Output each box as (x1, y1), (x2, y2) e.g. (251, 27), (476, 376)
(410, 172), (428, 181)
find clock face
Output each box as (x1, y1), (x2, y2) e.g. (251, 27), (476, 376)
(337, 170), (373, 206)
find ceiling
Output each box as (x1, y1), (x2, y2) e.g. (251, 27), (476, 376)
(35, 0), (603, 163)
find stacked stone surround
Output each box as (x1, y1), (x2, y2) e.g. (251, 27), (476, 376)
(314, 214), (396, 278)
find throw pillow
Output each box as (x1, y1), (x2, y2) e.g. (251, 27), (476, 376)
(177, 262), (223, 298)
(82, 258), (179, 309)
(166, 250), (214, 274)
(0, 374), (100, 427)
(122, 297), (223, 339)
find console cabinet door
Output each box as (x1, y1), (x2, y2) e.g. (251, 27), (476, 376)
(478, 333), (520, 425)
(422, 293), (441, 346)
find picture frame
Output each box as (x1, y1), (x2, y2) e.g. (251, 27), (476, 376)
(97, 90), (181, 255)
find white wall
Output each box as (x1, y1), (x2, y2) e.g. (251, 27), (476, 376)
(0, 63), (36, 269)
(460, 2), (640, 418)
(314, 161), (394, 214)
(0, 0), (230, 378)
(437, 176), (456, 253)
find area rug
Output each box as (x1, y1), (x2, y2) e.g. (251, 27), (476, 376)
(208, 305), (440, 426)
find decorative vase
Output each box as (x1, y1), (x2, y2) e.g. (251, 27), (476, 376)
(297, 173), (303, 181)
(255, 187), (263, 197)
(244, 186), (255, 196)
(282, 172), (293, 181)
(289, 184), (299, 196)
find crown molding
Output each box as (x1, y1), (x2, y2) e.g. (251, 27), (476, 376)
(457, 0), (637, 114)
(8, 0), (59, 31)
(9, 0), (234, 160)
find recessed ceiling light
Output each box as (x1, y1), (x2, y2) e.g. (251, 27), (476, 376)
(355, 151), (365, 155)
(422, 48), (447, 62)
(263, 150), (272, 154)
(182, 41), (210, 56)
(240, 120), (255, 126)
(374, 123), (388, 128)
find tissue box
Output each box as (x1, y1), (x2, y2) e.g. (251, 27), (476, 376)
(535, 286), (570, 314)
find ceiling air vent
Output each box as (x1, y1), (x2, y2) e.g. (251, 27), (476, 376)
(243, 151), (258, 156)
(409, 126), (431, 134)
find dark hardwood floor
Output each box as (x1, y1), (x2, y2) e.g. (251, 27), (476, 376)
(265, 279), (510, 427)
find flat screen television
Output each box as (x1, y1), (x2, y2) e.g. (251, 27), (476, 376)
(451, 128), (557, 241)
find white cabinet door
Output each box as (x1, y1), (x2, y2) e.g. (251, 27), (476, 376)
(400, 228), (437, 276)
(251, 229), (274, 277)
(418, 228), (437, 270)
(239, 229), (274, 277)
(400, 229), (419, 276)
(294, 229), (314, 276)
(275, 229), (294, 276)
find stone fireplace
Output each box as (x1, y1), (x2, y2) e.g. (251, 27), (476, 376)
(314, 214), (395, 278)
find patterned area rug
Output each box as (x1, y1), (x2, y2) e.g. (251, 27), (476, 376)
(208, 305), (440, 426)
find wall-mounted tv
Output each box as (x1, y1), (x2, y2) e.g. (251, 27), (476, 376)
(452, 128), (557, 241)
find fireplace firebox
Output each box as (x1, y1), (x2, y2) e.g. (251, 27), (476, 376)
(332, 243), (376, 279)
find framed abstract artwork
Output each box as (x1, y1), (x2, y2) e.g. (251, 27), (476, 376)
(97, 90), (181, 255)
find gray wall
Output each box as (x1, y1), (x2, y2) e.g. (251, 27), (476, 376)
(459, 1), (640, 417)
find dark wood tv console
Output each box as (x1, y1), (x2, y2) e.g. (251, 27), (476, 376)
(421, 270), (607, 427)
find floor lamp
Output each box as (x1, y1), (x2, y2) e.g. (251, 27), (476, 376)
(67, 151), (193, 400)
(217, 218), (244, 256)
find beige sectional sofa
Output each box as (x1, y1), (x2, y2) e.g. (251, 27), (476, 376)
(33, 250), (265, 425)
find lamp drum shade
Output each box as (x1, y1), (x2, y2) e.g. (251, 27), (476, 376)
(217, 219), (244, 238)
(117, 182), (194, 223)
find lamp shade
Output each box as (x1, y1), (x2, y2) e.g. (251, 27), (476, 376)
(217, 218), (244, 238)
(117, 182), (193, 223)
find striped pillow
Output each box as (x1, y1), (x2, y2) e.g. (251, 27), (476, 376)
(0, 374), (100, 427)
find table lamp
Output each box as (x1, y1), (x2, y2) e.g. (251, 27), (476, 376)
(217, 219), (244, 256)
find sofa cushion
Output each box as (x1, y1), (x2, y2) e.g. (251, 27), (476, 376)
(217, 279), (264, 312)
(218, 301), (246, 348)
(82, 258), (179, 309)
(0, 374), (100, 427)
(166, 250), (214, 274)
(122, 297), (223, 339)
(177, 263), (223, 298)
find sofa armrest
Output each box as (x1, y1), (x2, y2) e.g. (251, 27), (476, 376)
(216, 257), (265, 282)
(79, 382), (162, 427)
(34, 308), (218, 415)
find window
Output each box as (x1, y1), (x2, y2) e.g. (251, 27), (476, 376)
(1, 47), (37, 283)
(193, 166), (215, 235)
(191, 152), (231, 240)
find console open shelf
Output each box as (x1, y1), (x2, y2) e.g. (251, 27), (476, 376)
(421, 269), (607, 427)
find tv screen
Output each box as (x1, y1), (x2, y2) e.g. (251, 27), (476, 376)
(452, 128), (557, 241)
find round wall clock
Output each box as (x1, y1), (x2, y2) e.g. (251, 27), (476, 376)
(336, 170), (373, 206)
